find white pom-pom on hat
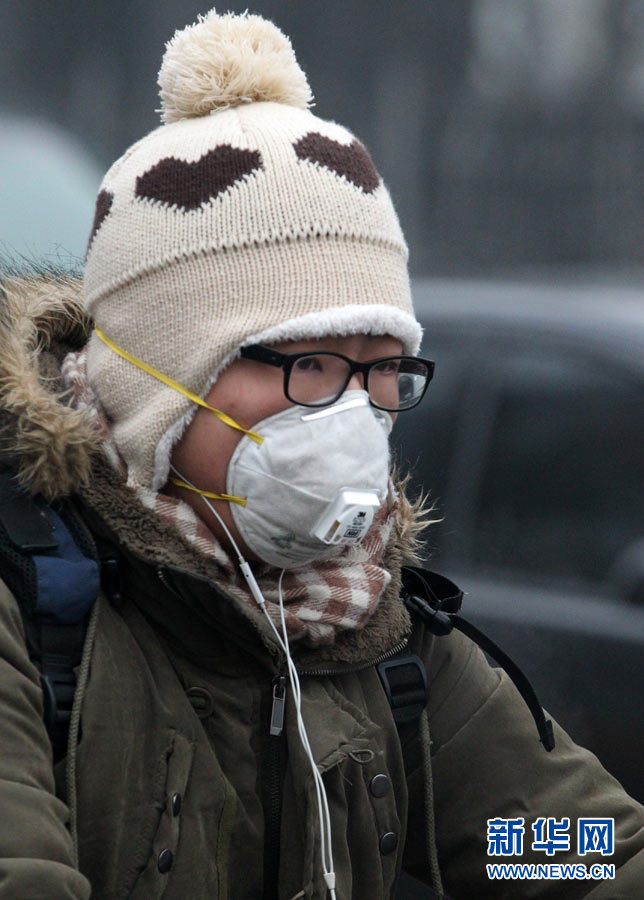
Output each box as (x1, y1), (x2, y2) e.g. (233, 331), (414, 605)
(158, 8), (314, 123)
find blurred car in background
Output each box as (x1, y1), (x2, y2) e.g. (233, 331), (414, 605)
(0, 113), (101, 264)
(393, 278), (644, 801)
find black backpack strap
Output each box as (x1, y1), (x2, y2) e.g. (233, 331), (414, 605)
(381, 571), (457, 900)
(385, 566), (554, 899)
(377, 568), (465, 723)
(32, 619), (89, 760)
(449, 614), (554, 752)
(377, 650), (428, 725)
(399, 565), (555, 752)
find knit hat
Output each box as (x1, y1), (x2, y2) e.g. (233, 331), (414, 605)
(83, 9), (422, 491)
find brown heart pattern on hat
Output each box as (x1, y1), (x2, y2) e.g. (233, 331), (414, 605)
(135, 146), (263, 211)
(86, 190), (114, 254)
(293, 133), (380, 194)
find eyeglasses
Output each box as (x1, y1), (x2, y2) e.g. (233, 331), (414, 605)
(239, 344), (434, 412)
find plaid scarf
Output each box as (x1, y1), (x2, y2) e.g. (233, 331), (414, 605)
(62, 348), (396, 645)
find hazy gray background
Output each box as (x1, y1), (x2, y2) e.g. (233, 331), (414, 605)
(2, 0), (644, 276)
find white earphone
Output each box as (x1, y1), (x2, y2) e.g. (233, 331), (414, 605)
(170, 465), (338, 899)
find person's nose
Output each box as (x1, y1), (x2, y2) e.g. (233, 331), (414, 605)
(347, 372), (365, 393)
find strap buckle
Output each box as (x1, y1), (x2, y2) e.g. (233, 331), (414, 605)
(41, 670), (76, 761)
(377, 654), (428, 725)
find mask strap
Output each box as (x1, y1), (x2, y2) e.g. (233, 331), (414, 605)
(93, 327), (263, 444)
(169, 476), (246, 507)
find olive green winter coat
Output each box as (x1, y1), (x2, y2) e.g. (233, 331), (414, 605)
(1, 272), (644, 900)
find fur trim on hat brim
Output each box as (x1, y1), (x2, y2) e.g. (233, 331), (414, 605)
(244, 304), (422, 357)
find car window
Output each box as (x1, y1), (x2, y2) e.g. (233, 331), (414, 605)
(472, 348), (644, 588)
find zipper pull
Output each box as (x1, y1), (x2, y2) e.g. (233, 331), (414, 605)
(270, 676), (287, 736)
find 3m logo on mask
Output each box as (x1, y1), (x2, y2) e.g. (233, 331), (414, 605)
(312, 489), (381, 545)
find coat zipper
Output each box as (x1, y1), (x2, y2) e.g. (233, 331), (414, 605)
(264, 675), (287, 900)
(270, 675), (287, 736)
(296, 636), (409, 678)
(157, 567), (184, 600)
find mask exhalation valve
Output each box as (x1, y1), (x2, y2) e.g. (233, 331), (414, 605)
(311, 488), (381, 545)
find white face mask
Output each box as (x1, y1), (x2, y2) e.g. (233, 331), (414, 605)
(226, 390), (392, 568)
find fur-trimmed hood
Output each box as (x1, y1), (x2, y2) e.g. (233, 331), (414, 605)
(0, 270), (101, 500)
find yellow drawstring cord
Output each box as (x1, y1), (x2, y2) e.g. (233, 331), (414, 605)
(93, 327), (263, 444)
(170, 477), (246, 507)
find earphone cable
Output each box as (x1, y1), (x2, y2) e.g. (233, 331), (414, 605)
(170, 466), (337, 898)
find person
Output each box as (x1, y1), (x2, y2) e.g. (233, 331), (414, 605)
(0, 10), (643, 900)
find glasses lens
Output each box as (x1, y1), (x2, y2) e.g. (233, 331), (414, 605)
(287, 353), (352, 406)
(369, 358), (429, 410)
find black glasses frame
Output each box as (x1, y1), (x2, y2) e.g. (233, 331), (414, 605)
(239, 344), (435, 411)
